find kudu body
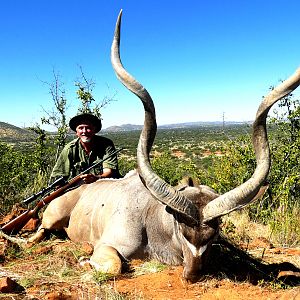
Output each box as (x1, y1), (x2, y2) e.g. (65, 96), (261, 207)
(29, 11), (300, 281)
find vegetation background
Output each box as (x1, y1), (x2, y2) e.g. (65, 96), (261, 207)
(0, 75), (299, 299)
(0, 74), (299, 249)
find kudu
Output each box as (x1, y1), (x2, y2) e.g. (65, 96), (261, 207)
(29, 10), (300, 281)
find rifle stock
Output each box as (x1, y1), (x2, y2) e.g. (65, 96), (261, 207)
(1, 208), (38, 235)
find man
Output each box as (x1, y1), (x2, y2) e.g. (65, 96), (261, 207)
(50, 113), (119, 184)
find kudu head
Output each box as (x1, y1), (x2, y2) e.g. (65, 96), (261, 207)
(111, 10), (300, 281)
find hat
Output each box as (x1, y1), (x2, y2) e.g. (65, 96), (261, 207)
(69, 113), (102, 133)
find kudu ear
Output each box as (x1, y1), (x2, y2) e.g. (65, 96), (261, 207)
(176, 177), (199, 191)
(165, 206), (198, 226)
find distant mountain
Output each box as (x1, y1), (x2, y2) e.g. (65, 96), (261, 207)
(0, 121), (36, 142)
(104, 124), (143, 132)
(104, 121), (252, 132)
(0, 120), (253, 143)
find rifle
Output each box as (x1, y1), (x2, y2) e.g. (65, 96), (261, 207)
(1, 148), (122, 235)
(23, 176), (65, 205)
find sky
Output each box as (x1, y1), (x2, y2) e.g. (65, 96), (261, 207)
(1, 0), (300, 130)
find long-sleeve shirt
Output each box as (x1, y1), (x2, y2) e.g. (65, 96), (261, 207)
(50, 135), (119, 181)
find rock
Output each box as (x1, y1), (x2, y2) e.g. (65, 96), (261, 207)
(22, 217), (40, 232)
(250, 237), (274, 249)
(80, 242), (94, 255)
(0, 276), (24, 293)
(44, 291), (76, 299)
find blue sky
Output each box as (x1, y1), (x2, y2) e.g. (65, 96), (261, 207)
(1, 1), (299, 130)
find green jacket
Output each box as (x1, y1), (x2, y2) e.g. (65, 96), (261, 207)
(50, 136), (119, 180)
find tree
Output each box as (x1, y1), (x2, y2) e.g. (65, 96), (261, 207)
(266, 90), (300, 245)
(28, 124), (53, 174)
(75, 65), (117, 118)
(40, 66), (117, 164)
(205, 88), (300, 245)
(40, 69), (69, 162)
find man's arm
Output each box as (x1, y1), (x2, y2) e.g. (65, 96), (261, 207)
(50, 147), (72, 181)
(80, 167), (113, 183)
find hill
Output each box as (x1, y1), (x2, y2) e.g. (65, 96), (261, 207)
(0, 120), (253, 143)
(104, 120), (252, 132)
(0, 121), (36, 143)
(104, 123), (143, 132)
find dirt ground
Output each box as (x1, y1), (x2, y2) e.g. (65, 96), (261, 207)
(0, 235), (299, 300)
(0, 209), (299, 299)
(112, 239), (300, 300)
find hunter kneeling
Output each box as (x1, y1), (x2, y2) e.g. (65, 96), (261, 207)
(25, 113), (121, 242)
(0, 113), (121, 236)
(51, 113), (120, 185)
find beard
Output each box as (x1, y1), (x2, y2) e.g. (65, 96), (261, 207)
(80, 136), (92, 143)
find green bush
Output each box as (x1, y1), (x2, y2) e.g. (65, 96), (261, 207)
(203, 93), (300, 246)
(152, 152), (203, 186)
(0, 141), (54, 215)
(204, 135), (255, 194)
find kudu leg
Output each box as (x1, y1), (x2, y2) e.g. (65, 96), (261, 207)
(89, 244), (122, 274)
(27, 226), (47, 243)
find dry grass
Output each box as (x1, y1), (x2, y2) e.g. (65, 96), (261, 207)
(1, 209), (299, 299)
(221, 211), (272, 243)
(221, 210), (300, 273)
(221, 209), (300, 248)
(1, 239), (127, 299)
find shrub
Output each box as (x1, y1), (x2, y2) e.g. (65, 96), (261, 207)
(0, 141), (54, 215)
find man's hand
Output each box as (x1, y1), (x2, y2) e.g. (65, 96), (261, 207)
(79, 168), (114, 184)
(80, 173), (100, 184)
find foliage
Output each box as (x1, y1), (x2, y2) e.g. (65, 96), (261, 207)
(244, 94), (300, 245)
(28, 124), (54, 174)
(205, 134), (255, 193)
(264, 92), (300, 210)
(0, 142), (47, 214)
(152, 152), (203, 186)
(75, 66), (100, 117)
(76, 65), (117, 118)
(204, 91), (300, 246)
(118, 156), (136, 176)
(265, 92), (300, 245)
(40, 70), (69, 160)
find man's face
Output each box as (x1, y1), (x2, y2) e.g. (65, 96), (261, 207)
(76, 122), (96, 143)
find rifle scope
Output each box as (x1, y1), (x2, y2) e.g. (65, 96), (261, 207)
(23, 176), (65, 205)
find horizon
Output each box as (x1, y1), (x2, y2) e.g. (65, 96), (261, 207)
(1, 118), (253, 133)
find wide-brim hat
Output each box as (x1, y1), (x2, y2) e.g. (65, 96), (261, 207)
(69, 113), (102, 133)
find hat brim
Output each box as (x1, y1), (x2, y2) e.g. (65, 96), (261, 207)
(69, 113), (102, 133)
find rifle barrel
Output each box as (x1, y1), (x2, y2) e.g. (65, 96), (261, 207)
(77, 147), (123, 177)
(23, 176), (65, 205)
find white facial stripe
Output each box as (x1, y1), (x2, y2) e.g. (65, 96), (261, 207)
(184, 237), (208, 257)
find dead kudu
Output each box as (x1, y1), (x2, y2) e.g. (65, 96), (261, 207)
(28, 11), (300, 281)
